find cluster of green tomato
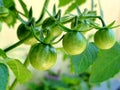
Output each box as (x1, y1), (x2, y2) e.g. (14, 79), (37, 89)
(1, 6), (115, 71)
(16, 14), (116, 71)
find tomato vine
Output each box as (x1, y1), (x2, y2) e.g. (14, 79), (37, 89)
(0, 0), (120, 90)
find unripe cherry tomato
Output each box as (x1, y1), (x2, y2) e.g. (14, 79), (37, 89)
(17, 24), (38, 45)
(62, 31), (87, 55)
(28, 43), (57, 70)
(94, 29), (116, 49)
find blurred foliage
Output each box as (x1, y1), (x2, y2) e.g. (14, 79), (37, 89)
(27, 70), (91, 90)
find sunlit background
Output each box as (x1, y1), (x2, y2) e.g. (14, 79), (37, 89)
(0, 0), (120, 90)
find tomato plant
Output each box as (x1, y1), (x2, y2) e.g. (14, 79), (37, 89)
(0, 0), (120, 90)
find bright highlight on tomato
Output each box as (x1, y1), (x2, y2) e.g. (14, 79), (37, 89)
(62, 31), (87, 55)
(94, 29), (116, 49)
(28, 43), (57, 70)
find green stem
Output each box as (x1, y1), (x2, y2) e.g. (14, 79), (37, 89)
(31, 26), (42, 43)
(9, 57), (30, 90)
(4, 35), (31, 52)
(16, 9), (27, 18)
(91, 0), (94, 11)
(9, 79), (18, 90)
(36, 0), (50, 24)
(60, 16), (75, 24)
(58, 23), (71, 32)
(52, 35), (64, 45)
(81, 16), (106, 27)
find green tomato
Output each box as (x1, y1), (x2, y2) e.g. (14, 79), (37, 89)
(2, 11), (16, 25)
(28, 43), (57, 70)
(42, 17), (62, 44)
(94, 29), (116, 49)
(17, 24), (38, 45)
(0, 6), (9, 17)
(62, 31), (87, 55)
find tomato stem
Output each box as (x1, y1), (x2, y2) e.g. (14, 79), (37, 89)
(9, 79), (17, 90)
(60, 16), (75, 24)
(58, 23), (71, 32)
(52, 35), (64, 44)
(81, 16), (106, 27)
(16, 9), (27, 18)
(31, 26), (45, 43)
(4, 35), (32, 52)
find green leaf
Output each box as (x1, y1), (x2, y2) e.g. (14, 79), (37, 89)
(71, 43), (99, 74)
(76, 6), (81, 16)
(61, 74), (80, 85)
(3, 0), (14, 8)
(0, 48), (7, 59)
(0, 63), (9, 90)
(89, 42), (120, 84)
(7, 59), (32, 83)
(18, 0), (28, 17)
(53, 4), (56, 16)
(65, 0), (86, 14)
(107, 21), (115, 28)
(28, 7), (33, 19)
(58, 0), (72, 7)
(0, 0), (3, 6)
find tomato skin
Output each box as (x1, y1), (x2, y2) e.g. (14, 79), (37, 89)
(62, 31), (87, 55)
(17, 24), (38, 45)
(28, 43), (57, 70)
(94, 29), (116, 49)
(0, 6), (9, 17)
